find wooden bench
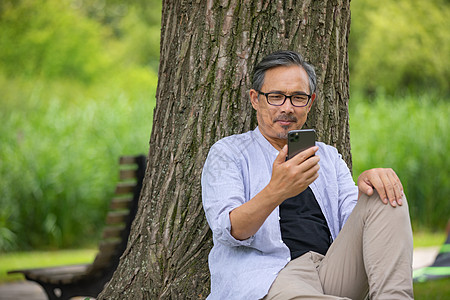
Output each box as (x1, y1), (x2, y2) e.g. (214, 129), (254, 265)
(8, 155), (146, 300)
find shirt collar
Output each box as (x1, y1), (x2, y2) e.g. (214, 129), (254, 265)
(254, 126), (280, 157)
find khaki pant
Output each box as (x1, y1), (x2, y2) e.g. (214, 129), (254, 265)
(264, 192), (413, 300)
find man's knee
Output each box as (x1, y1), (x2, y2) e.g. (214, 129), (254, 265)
(359, 191), (411, 224)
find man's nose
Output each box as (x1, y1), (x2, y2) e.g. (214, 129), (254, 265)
(280, 97), (295, 113)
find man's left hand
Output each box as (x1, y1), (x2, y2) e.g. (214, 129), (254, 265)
(357, 168), (404, 207)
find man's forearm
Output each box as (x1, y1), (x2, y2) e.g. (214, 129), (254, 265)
(229, 185), (284, 240)
(230, 146), (320, 240)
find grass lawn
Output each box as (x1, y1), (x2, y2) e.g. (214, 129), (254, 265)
(412, 230), (449, 298)
(0, 232), (448, 298)
(0, 248), (96, 282)
(414, 278), (450, 299)
(413, 230), (447, 248)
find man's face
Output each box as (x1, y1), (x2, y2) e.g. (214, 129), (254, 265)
(249, 65), (316, 149)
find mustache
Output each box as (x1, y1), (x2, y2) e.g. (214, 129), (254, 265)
(273, 114), (298, 123)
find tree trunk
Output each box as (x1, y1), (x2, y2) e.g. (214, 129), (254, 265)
(99, 0), (351, 298)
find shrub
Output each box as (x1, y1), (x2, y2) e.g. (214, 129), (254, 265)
(350, 93), (449, 230)
(0, 0), (110, 83)
(349, 0), (450, 96)
(0, 73), (157, 251)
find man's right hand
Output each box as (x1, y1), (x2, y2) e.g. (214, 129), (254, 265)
(266, 144), (320, 201)
(229, 144), (320, 240)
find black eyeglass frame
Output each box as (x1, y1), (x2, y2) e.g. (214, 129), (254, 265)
(257, 90), (312, 107)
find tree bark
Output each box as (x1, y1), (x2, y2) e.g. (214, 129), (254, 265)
(99, 0), (351, 299)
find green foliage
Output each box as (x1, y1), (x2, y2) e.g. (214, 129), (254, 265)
(0, 0), (111, 83)
(0, 0), (162, 82)
(0, 0), (161, 252)
(349, 0), (450, 96)
(117, 6), (161, 71)
(71, 0), (162, 72)
(0, 73), (156, 251)
(350, 93), (450, 230)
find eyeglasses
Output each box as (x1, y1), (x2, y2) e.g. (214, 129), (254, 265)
(257, 91), (311, 107)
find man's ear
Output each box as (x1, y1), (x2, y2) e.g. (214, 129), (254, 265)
(249, 89), (259, 110)
(307, 93), (316, 112)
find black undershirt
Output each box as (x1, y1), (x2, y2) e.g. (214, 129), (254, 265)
(279, 187), (332, 260)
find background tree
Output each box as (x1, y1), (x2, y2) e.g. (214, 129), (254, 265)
(349, 0), (449, 96)
(99, 0), (351, 298)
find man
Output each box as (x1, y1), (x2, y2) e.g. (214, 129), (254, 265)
(202, 50), (413, 299)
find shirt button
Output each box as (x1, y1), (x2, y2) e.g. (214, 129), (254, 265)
(279, 240), (283, 243)
(286, 257), (291, 262)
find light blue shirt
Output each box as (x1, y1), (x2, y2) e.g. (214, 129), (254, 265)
(201, 127), (358, 300)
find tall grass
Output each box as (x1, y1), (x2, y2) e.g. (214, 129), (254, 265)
(0, 72), (156, 251)
(349, 93), (449, 231)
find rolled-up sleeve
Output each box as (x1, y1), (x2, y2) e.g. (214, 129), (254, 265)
(202, 141), (255, 247)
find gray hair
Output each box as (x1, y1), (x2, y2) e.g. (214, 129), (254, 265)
(252, 50), (317, 94)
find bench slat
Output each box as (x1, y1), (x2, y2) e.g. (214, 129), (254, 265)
(11, 264), (89, 284)
(90, 254), (116, 270)
(115, 182), (136, 195)
(34, 273), (81, 285)
(106, 211), (129, 225)
(47, 273), (79, 285)
(120, 169), (138, 181)
(97, 240), (122, 254)
(8, 264), (89, 276)
(119, 156), (140, 165)
(102, 226), (125, 239)
(109, 197), (133, 210)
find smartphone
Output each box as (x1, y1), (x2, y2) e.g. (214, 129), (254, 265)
(287, 129), (316, 160)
